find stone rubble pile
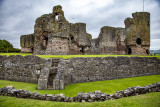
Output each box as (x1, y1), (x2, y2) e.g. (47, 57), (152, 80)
(0, 82), (160, 102)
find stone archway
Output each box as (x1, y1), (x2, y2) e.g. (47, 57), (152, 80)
(55, 13), (59, 21)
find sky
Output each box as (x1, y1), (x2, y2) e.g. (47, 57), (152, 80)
(0, 0), (160, 50)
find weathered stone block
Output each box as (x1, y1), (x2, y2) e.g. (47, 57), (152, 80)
(53, 79), (60, 90)
(38, 79), (48, 90)
(59, 80), (64, 90)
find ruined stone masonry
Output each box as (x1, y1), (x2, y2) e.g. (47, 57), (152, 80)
(0, 5), (154, 91)
(0, 55), (160, 90)
(1, 82), (160, 102)
(20, 5), (150, 55)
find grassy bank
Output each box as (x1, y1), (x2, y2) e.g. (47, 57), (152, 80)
(0, 75), (160, 107)
(0, 53), (160, 59)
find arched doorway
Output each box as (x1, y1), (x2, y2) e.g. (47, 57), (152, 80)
(128, 48), (132, 55)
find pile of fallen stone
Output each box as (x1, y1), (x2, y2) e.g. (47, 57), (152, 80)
(0, 82), (160, 102)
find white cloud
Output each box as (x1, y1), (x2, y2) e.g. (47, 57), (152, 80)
(151, 39), (160, 50)
(0, 0), (160, 50)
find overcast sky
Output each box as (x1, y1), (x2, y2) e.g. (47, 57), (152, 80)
(0, 0), (160, 50)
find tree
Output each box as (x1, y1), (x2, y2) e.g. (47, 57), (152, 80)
(0, 39), (20, 53)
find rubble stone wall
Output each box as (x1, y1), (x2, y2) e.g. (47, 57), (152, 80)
(0, 55), (160, 90)
(91, 27), (126, 54)
(0, 55), (47, 84)
(45, 37), (70, 55)
(56, 57), (160, 86)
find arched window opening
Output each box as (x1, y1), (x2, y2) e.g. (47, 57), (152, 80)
(80, 47), (84, 53)
(45, 37), (48, 46)
(55, 13), (59, 21)
(69, 35), (74, 42)
(136, 38), (142, 45)
(128, 48), (132, 55)
(146, 49), (149, 55)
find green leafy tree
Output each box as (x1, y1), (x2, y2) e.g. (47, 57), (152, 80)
(0, 39), (20, 53)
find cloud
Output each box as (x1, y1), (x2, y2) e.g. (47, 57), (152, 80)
(0, 0), (160, 50)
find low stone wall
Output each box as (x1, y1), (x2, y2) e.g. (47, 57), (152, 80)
(55, 57), (160, 87)
(0, 55), (47, 84)
(0, 82), (160, 102)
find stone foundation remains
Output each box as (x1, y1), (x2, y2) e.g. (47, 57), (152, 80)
(0, 55), (160, 90)
(20, 5), (150, 55)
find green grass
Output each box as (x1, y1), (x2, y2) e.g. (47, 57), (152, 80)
(36, 54), (158, 59)
(0, 75), (160, 97)
(0, 53), (32, 56)
(0, 75), (160, 107)
(0, 92), (160, 107)
(0, 53), (160, 59)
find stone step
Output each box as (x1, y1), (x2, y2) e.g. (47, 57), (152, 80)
(52, 62), (59, 67)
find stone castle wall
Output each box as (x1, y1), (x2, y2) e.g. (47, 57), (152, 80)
(0, 55), (159, 90)
(20, 34), (34, 53)
(125, 12), (150, 55)
(20, 5), (150, 55)
(45, 37), (70, 55)
(0, 55), (47, 83)
(56, 57), (160, 87)
(91, 27), (126, 54)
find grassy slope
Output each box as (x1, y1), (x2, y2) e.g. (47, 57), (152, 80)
(0, 53), (160, 59)
(0, 75), (160, 107)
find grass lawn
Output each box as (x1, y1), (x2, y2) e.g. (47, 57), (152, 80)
(0, 75), (160, 97)
(0, 75), (160, 107)
(0, 92), (160, 107)
(0, 53), (160, 59)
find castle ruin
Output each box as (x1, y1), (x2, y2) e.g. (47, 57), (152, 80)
(20, 5), (150, 55)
